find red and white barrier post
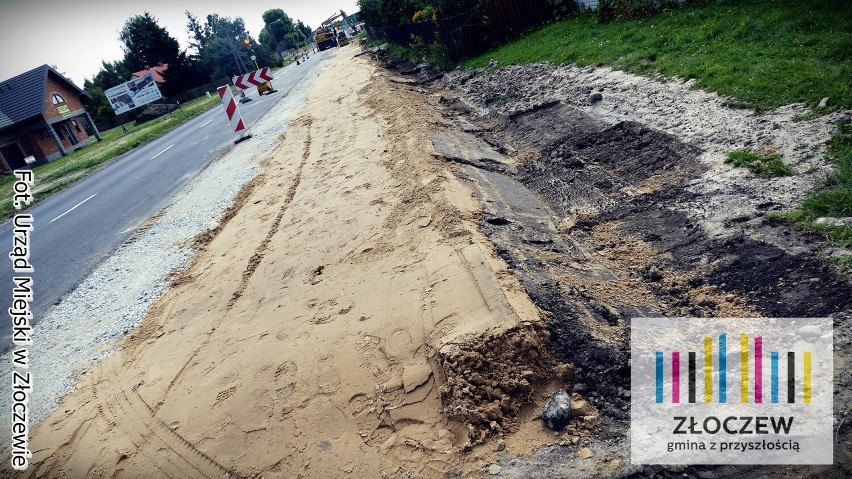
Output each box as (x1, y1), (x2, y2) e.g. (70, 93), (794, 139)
(232, 66), (276, 95)
(217, 85), (251, 144)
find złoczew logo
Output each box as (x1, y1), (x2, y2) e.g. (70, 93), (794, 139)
(631, 317), (832, 465)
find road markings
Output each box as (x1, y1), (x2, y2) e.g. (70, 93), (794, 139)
(149, 144), (175, 160)
(50, 193), (97, 223)
(198, 118), (215, 128)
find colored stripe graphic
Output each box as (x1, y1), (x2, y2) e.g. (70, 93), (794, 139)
(654, 334), (814, 405)
(719, 334), (727, 403)
(741, 334), (749, 403)
(787, 352), (795, 403)
(755, 337), (763, 403)
(704, 337), (712, 403)
(216, 86), (246, 133)
(656, 352), (664, 403)
(804, 352), (811, 404)
(688, 352), (696, 403)
(672, 352), (680, 403)
(771, 352), (779, 403)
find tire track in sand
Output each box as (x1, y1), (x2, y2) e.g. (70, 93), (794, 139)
(34, 359), (241, 479)
(160, 116), (313, 402)
(45, 118), (316, 479)
(229, 116), (312, 307)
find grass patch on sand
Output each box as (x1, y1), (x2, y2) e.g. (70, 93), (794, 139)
(725, 150), (794, 178)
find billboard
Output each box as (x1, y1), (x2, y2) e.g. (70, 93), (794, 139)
(104, 73), (163, 115)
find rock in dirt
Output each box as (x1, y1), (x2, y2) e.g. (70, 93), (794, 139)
(818, 97), (829, 108)
(488, 464), (503, 475)
(589, 92), (603, 103)
(541, 389), (572, 431)
(554, 363), (575, 385)
(578, 447), (594, 459)
(815, 216), (852, 227)
(388, 75), (417, 85)
(570, 397), (596, 417)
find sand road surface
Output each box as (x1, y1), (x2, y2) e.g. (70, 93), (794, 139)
(22, 48), (562, 478)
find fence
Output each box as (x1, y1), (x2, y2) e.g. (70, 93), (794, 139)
(380, 21), (438, 46)
(437, 0), (559, 59)
(364, 0), (562, 60)
(165, 77), (230, 105)
(95, 77), (229, 131)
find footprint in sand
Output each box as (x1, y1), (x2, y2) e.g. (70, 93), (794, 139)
(316, 369), (341, 397)
(347, 393), (373, 418)
(213, 386), (237, 407)
(294, 396), (348, 440)
(250, 388), (275, 419)
(274, 361), (297, 382)
(311, 299), (350, 325)
(385, 329), (413, 357)
(357, 336), (392, 383)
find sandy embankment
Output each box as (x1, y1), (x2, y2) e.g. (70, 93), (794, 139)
(24, 49), (556, 477)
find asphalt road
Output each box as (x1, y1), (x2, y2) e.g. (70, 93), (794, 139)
(0, 51), (330, 344)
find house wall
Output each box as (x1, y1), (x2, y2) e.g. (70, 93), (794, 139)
(43, 73), (94, 150)
(43, 73), (85, 118)
(18, 127), (63, 161)
(52, 118), (90, 149)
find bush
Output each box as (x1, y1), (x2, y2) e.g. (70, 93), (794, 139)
(597, 0), (684, 22)
(413, 6), (436, 23)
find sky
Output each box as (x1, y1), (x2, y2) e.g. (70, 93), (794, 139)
(0, 0), (360, 87)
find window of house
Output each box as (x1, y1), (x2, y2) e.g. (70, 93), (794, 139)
(71, 119), (81, 132)
(51, 93), (65, 105)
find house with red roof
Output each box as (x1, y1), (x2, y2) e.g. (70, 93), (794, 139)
(132, 63), (168, 85)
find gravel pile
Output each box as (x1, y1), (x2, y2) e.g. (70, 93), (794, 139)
(0, 64), (321, 454)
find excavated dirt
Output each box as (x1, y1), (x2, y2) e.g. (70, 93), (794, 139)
(439, 321), (557, 446)
(420, 59), (852, 477)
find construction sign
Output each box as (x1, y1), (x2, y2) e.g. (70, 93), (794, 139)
(232, 67), (274, 90)
(216, 85), (245, 133)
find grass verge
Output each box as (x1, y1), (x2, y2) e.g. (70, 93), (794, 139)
(725, 150), (794, 178)
(1, 94), (218, 219)
(461, 0), (851, 112)
(778, 122), (852, 265)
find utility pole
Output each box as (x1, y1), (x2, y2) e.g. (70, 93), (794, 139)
(222, 32), (249, 75)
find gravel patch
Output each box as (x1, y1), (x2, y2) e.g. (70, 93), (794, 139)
(0, 63), (322, 454)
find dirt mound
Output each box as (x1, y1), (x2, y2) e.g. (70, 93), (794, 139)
(438, 321), (556, 445)
(135, 103), (178, 124)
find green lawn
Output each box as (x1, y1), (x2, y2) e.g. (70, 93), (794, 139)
(1, 94), (218, 218)
(462, 0), (851, 112)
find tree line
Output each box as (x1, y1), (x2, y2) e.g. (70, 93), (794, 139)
(84, 8), (314, 125)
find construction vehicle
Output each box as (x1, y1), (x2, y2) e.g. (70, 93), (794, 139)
(315, 10), (349, 51)
(315, 28), (336, 51)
